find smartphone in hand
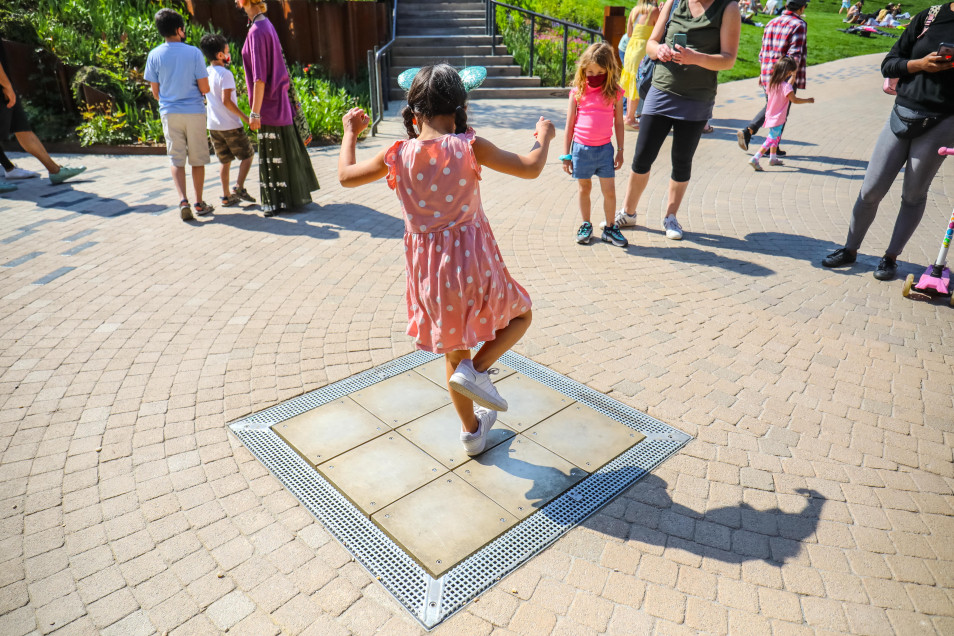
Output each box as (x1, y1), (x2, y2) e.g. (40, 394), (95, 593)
(938, 42), (954, 61)
(673, 33), (688, 49)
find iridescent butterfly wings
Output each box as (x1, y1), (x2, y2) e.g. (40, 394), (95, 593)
(396, 66), (487, 93)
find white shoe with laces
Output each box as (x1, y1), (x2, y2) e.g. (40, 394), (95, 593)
(599, 208), (637, 230)
(2, 167), (40, 180)
(460, 406), (497, 456)
(663, 215), (683, 240)
(448, 359), (508, 411)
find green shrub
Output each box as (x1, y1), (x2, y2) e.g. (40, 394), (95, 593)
(496, 8), (595, 87)
(76, 105), (133, 146)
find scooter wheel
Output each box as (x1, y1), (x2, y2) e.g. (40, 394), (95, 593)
(902, 274), (914, 298)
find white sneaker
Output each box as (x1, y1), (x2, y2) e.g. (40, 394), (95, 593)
(600, 208), (637, 230)
(663, 215), (683, 240)
(460, 406), (497, 456)
(3, 167), (40, 180)
(448, 359), (508, 411)
(749, 156), (763, 172)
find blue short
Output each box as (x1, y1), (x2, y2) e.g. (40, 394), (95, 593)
(571, 141), (615, 179)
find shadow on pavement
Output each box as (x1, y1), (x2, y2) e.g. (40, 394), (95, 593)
(210, 202), (405, 240)
(3, 183), (167, 217)
(578, 473), (826, 566)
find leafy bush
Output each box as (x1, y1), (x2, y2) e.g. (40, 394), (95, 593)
(76, 105), (132, 146)
(496, 8), (595, 87)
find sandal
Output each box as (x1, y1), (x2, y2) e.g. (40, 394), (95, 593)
(193, 201), (215, 216)
(179, 199), (193, 221)
(703, 124), (715, 134)
(233, 186), (256, 203)
(221, 193), (241, 207)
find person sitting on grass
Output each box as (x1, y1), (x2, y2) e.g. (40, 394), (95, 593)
(144, 8), (214, 221)
(199, 33), (256, 208)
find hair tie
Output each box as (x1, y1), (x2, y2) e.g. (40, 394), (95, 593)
(456, 105), (464, 112)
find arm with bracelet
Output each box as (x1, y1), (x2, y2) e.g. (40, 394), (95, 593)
(561, 93), (577, 173)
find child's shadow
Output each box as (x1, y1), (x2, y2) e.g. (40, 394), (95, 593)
(478, 436), (825, 566)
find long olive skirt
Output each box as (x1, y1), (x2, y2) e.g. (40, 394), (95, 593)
(258, 124), (319, 212)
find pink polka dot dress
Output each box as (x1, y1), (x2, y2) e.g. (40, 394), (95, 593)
(384, 128), (532, 354)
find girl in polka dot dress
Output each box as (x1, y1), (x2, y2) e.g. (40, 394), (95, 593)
(338, 64), (555, 456)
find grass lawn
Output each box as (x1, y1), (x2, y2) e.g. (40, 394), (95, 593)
(718, 0), (937, 82)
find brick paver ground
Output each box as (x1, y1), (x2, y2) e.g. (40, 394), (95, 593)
(1, 53), (952, 635)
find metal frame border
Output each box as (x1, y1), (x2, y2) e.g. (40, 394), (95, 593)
(229, 350), (691, 630)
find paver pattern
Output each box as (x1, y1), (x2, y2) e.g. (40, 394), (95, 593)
(1, 53), (952, 635)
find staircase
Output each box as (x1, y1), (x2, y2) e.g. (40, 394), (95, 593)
(389, 0), (571, 100)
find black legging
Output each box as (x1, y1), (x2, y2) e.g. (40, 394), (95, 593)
(0, 148), (13, 172)
(631, 114), (708, 182)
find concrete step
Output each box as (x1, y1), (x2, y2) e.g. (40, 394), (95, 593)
(392, 44), (508, 57)
(392, 64), (522, 77)
(389, 85), (569, 100)
(398, 27), (487, 36)
(398, 1), (485, 9)
(399, 17), (485, 27)
(392, 35), (501, 47)
(397, 7), (485, 17)
(390, 75), (540, 89)
(391, 54), (516, 67)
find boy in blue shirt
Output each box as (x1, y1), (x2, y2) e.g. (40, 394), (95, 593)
(144, 9), (213, 220)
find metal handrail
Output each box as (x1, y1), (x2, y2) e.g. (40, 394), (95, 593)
(368, 0), (400, 136)
(486, 0), (604, 87)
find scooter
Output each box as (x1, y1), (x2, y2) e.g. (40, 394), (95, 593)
(902, 146), (954, 306)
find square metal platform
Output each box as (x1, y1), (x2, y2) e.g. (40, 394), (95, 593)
(228, 350), (691, 629)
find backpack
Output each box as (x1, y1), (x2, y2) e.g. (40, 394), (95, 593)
(883, 4), (941, 95)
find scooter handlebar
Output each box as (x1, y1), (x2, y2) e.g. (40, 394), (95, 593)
(940, 147), (954, 156)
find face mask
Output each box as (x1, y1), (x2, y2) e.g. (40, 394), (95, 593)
(223, 55), (231, 65)
(586, 73), (606, 88)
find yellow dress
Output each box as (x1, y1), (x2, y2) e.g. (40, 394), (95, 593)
(620, 21), (654, 102)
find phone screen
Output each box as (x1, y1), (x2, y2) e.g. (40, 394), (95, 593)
(673, 33), (688, 48)
(939, 42), (954, 60)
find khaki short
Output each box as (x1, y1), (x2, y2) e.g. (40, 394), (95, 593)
(161, 113), (210, 167)
(209, 127), (255, 164)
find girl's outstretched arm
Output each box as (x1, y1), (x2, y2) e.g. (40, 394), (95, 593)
(338, 108), (389, 188)
(473, 117), (555, 179)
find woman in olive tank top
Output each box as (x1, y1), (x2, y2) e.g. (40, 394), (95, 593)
(608, 0), (740, 241)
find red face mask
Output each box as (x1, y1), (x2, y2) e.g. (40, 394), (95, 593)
(586, 73), (607, 88)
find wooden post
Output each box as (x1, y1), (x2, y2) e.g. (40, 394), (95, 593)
(603, 6), (627, 51)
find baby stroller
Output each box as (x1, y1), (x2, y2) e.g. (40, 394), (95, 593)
(902, 146), (954, 306)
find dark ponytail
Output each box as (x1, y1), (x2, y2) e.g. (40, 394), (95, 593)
(402, 64), (468, 138)
(401, 105), (419, 139)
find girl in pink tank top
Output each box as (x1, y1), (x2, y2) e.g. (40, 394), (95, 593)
(338, 64), (556, 456)
(561, 43), (627, 247)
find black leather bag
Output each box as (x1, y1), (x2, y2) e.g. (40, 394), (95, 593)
(889, 103), (944, 140)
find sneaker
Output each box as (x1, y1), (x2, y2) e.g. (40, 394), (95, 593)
(576, 221), (593, 245)
(601, 208), (637, 230)
(769, 157), (784, 166)
(233, 186), (256, 203)
(179, 199), (194, 221)
(602, 224), (628, 247)
(737, 128), (751, 151)
(460, 406), (497, 456)
(776, 149), (787, 157)
(873, 255), (898, 281)
(663, 215), (683, 240)
(220, 193), (241, 207)
(193, 201), (215, 216)
(448, 359), (508, 411)
(0, 180), (18, 193)
(3, 167), (39, 180)
(821, 248), (856, 268)
(749, 156), (763, 171)
(49, 165), (86, 185)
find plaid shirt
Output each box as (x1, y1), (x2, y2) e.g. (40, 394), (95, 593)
(759, 10), (807, 89)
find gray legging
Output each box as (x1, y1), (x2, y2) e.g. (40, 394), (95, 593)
(846, 114), (954, 257)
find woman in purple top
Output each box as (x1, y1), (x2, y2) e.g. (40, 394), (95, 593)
(238, 0), (319, 216)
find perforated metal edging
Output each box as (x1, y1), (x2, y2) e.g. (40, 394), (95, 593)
(228, 350), (692, 630)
